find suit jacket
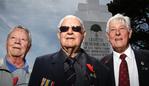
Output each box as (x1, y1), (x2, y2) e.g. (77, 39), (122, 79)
(101, 49), (149, 86)
(29, 49), (112, 86)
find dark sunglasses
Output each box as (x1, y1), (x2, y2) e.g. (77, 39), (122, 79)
(59, 26), (82, 32)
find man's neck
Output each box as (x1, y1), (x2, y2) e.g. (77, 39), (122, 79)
(62, 47), (80, 58)
(7, 56), (24, 68)
(114, 45), (129, 53)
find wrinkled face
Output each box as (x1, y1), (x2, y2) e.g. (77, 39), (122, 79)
(7, 28), (30, 58)
(107, 20), (132, 52)
(57, 17), (85, 49)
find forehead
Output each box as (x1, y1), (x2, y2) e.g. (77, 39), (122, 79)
(61, 17), (81, 26)
(9, 28), (28, 37)
(109, 20), (127, 27)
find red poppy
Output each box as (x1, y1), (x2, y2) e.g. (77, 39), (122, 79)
(86, 64), (95, 73)
(13, 76), (18, 86)
(51, 81), (55, 86)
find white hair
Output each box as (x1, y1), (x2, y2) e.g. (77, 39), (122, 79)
(106, 13), (131, 32)
(7, 25), (32, 47)
(57, 15), (85, 31)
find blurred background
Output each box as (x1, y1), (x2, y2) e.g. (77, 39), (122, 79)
(1, 0), (149, 72)
(0, 0), (112, 71)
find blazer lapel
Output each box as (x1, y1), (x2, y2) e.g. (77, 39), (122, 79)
(133, 50), (149, 74)
(106, 54), (115, 86)
(134, 50), (142, 73)
(133, 50), (148, 86)
(102, 54), (115, 86)
(51, 51), (65, 85)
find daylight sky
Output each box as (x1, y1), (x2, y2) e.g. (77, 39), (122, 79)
(0, 0), (111, 69)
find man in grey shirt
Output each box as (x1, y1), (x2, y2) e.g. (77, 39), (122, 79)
(0, 25), (32, 86)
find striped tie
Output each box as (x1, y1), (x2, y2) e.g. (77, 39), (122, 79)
(64, 58), (76, 86)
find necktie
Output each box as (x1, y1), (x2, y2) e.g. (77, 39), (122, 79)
(119, 54), (130, 86)
(64, 58), (76, 86)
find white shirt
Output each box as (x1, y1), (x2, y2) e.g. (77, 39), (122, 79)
(113, 45), (139, 86)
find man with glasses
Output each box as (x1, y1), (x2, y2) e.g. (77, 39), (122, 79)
(0, 25), (32, 86)
(29, 15), (112, 86)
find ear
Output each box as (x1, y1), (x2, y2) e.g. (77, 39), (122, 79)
(57, 32), (60, 40)
(82, 31), (86, 42)
(106, 32), (110, 42)
(83, 31), (86, 38)
(129, 29), (132, 39)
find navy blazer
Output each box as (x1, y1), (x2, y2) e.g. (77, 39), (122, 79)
(29, 49), (112, 86)
(101, 49), (149, 86)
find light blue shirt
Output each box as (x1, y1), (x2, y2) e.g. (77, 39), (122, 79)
(5, 58), (29, 73)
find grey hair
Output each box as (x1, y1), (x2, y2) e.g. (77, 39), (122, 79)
(106, 13), (131, 32)
(57, 15), (85, 31)
(7, 25), (32, 48)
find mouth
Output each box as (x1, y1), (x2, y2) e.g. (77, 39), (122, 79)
(66, 37), (75, 39)
(115, 38), (122, 41)
(12, 47), (21, 50)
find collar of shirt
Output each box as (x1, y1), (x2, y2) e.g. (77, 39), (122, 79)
(113, 45), (134, 61)
(4, 57), (29, 73)
(60, 49), (82, 63)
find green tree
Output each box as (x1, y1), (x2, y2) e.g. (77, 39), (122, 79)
(107, 0), (149, 49)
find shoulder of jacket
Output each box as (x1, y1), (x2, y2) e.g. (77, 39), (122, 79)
(35, 52), (59, 62)
(100, 54), (112, 64)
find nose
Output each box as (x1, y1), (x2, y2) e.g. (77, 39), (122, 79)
(67, 27), (73, 34)
(116, 29), (120, 36)
(15, 38), (21, 44)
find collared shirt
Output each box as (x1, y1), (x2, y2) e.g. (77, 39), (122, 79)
(113, 45), (139, 86)
(3, 57), (30, 86)
(5, 58), (29, 73)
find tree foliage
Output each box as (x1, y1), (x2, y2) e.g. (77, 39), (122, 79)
(107, 0), (149, 49)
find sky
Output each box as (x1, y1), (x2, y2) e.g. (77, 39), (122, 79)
(0, 0), (111, 69)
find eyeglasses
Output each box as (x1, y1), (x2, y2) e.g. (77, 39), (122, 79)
(59, 26), (82, 32)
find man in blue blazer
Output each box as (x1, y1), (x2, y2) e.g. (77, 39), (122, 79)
(29, 15), (112, 86)
(101, 13), (149, 86)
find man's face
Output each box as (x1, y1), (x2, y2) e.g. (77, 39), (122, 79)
(7, 28), (30, 58)
(107, 20), (132, 52)
(57, 17), (85, 49)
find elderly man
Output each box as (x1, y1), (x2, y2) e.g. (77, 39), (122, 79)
(101, 13), (149, 86)
(0, 25), (32, 86)
(29, 15), (111, 86)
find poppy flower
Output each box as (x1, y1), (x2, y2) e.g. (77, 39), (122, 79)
(13, 76), (18, 86)
(86, 64), (96, 78)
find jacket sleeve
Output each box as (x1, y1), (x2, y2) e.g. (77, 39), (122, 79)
(28, 57), (43, 86)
